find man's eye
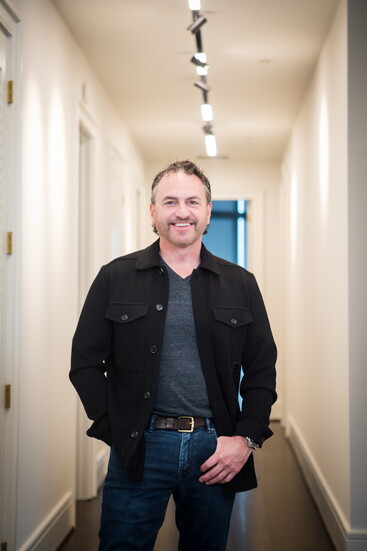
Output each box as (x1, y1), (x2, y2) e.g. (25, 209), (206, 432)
(189, 200), (198, 205)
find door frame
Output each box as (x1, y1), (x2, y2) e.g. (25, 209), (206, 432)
(74, 103), (100, 500)
(0, 1), (21, 549)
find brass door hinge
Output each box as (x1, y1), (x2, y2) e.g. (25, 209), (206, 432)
(7, 232), (13, 255)
(7, 80), (14, 104)
(4, 385), (11, 409)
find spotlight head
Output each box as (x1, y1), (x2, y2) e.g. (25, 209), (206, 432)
(194, 80), (210, 93)
(191, 55), (207, 69)
(201, 103), (213, 122)
(205, 133), (217, 157)
(187, 15), (207, 34)
(188, 0), (201, 10)
(203, 123), (213, 134)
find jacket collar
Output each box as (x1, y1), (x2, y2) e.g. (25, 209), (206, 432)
(135, 238), (220, 275)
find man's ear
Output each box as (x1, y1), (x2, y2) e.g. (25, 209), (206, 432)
(207, 201), (212, 224)
(149, 203), (155, 224)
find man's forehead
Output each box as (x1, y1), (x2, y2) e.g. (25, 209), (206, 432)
(158, 170), (204, 190)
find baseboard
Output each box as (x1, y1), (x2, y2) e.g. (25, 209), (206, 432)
(288, 416), (367, 551)
(18, 492), (74, 551)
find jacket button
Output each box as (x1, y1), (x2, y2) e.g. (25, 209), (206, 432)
(155, 303), (164, 311)
(231, 318), (238, 325)
(130, 430), (139, 439)
(144, 391), (151, 399)
(121, 314), (128, 321)
(150, 345), (158, 354)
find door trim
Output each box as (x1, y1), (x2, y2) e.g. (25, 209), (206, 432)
(0, 2), (21, 549)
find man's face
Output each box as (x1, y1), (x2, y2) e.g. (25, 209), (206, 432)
(150, 170), (212, 249)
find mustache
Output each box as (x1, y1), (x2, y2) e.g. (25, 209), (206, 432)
(169, 217), (196, 224)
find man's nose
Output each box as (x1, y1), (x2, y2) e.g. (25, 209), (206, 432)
(175, 202), (190, 218)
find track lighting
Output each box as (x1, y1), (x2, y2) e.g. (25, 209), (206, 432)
(205, 134), (217, 157)
(191, 53), (208, 76)
(203, 123), (213, 134)
(187, 2), (217, 156)
(188, 0), (201, 10)
(201, 103), (213, 122)
(191, 54), (207, 69)
(187, 15), (207, 34)
(194, 80), (210, 93)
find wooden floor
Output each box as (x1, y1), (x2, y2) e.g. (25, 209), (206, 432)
(59, 422), (335, 551)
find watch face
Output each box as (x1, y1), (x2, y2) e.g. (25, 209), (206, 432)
(246, 437), (259, 449)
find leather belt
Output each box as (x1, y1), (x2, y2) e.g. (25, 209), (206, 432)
(154, 416), (205, 433)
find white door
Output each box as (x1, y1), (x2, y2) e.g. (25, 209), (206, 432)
(0, 29), (8, 547)
(0, 5), (20, 549)
(76, 120), (99, 500)
(76, 111), (108, 500)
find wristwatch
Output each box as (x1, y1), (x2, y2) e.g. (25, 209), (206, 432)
(245, 436), (260, 450)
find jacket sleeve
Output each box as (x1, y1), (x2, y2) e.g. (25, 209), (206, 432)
(236, 272), (277, 446)
(70, 266), (113, 445)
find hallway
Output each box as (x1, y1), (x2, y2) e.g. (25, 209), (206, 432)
(59, 423), (335, 551)
(2, 1), (367, 549)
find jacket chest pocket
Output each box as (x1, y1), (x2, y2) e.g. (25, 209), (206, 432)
(212, 306), (253, 329)
(105, 302), (150, 371)
(211, 306), (253, 374)
(105, 302), (149, 324)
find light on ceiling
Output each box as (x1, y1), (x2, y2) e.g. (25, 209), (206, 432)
(191, 53), (207, 68)
(205, 133), (217, 157)
(196, 65), (208, 77)
(191, 53), (208, 76)
(187, 15), (207, 34)
(188, 0), (201, 10)
(187, 1), (218, 156)
(201, 103), (213, 122)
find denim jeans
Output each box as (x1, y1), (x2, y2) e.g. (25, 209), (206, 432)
(99, 416), (235, 551)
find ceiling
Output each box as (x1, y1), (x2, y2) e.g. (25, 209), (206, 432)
(52, 0), (340, 163)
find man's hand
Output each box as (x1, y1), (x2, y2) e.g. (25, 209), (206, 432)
(199, 435), (252, 485)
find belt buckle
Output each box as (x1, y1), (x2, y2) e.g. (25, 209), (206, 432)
(178, 416), (194, 433)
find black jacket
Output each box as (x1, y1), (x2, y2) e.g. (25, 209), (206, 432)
(70, 239), (277, 492)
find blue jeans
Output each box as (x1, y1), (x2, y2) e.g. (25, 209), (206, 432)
(99, 416), (235, 551)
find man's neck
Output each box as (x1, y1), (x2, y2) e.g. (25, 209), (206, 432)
(159, 239), (201, 279)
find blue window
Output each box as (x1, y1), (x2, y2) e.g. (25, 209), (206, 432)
(203, 200), (247, 268)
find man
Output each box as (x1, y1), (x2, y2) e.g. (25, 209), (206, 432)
(70, 160), (277, 551)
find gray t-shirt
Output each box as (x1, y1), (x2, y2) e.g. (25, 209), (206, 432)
(152, 261), (212, 418)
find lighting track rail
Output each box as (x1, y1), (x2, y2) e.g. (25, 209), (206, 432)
(187, 0), (217, 157)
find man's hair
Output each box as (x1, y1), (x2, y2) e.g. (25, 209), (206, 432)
(150, 160), (212, 205)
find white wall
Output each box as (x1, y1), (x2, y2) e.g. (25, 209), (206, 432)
(13, 0), (147, 548)
(281, 1), (366, 549)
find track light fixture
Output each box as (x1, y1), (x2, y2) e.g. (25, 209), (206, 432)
(203, 123), (213, 134)
(191, 55), (207, 69)
(187, 2), (217, 157)
(188, 0), (201, 10)
(205, 134), (217, 157)
(187, 15), (207, 34)
(192, 53), (208, 76)
(194, 80), (210, 93)
(201, 103), (213, 122)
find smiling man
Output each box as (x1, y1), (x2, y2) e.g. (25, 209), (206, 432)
(150, 166), (211, 255)
(70, 160), (277, 551)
